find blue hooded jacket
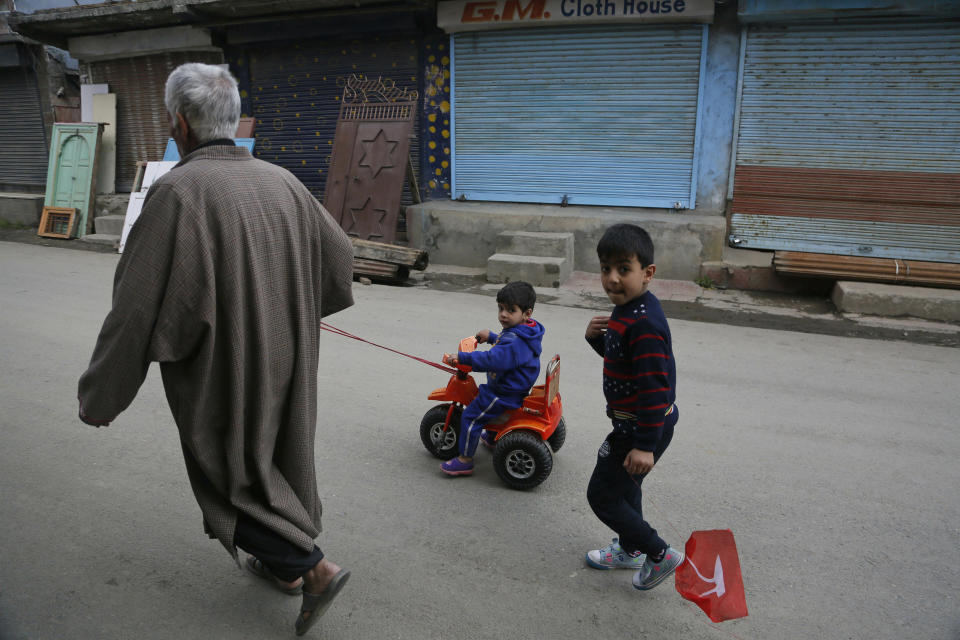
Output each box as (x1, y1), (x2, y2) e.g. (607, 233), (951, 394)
(458, 319), (545, 403)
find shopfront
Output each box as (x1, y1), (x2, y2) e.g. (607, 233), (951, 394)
(729, 6), (960, 263)
(438, 0), (714, 208)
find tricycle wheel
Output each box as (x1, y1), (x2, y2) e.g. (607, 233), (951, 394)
(493, 431), (553, 490)
(420, 404), (462, 460)
(547, 417), (566, 452)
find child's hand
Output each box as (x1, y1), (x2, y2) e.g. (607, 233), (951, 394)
(624, 448), (655, 475)
(475, 329), (491, 343)
(585, 315), (609, 339)
(443, 353), (459, 366)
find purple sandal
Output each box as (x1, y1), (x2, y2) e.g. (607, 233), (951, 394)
(440, 457), (474, 476)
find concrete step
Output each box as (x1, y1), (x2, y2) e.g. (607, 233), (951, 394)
(832, 281), (960, 323)
(495, 231), (574, 262)
(79, 233), (119, 249)
(94, 214), (125, 236)
(486, 253), (570, 288)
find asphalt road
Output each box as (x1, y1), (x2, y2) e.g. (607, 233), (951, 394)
(1, 241), (958, 639)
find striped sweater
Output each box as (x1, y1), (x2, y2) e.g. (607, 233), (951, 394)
(586, 291), (676, 451)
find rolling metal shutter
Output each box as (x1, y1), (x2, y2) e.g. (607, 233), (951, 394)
(452, 24), (707, 208)
(247, 36), (420, 203)
(730, 19), (960, 263)
(88, 51), (223, 192)
(0, 63), (49, 188)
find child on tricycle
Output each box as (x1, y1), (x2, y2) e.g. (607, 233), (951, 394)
(439, 281), (545, 477)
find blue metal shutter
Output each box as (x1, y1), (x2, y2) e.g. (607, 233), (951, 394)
(452, 25), (707, 207)
(247, 36), (420, 203)
(730, 19), (960, 263)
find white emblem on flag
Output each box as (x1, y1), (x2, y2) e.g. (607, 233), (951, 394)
(687, 555), (726, 598)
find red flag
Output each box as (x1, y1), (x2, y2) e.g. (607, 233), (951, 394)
(675, 529), (748, 622)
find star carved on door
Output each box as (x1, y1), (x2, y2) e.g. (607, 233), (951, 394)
(357, 128), (399, 178)
(345, 196), (388, 239)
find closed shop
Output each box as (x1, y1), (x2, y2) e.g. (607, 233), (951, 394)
(87, 50), (223, 192)
(237, 34), (421, 203)
(451, 24), (708, 207)
(0, 43), (49, 189)
(730, 18), (960, 263)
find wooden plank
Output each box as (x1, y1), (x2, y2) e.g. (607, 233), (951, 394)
(774, 251), (960, 289)
(351, 238), (428, 270)
(353, 258), (411, 283)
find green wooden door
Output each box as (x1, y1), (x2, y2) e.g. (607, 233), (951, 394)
(44, 123), (102, 237)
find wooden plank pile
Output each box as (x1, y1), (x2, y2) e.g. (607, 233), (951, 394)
(352, 238), (429, 283)
(774, 251), (960, 289)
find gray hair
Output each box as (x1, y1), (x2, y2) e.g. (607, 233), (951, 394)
(164, 63), (241, 143)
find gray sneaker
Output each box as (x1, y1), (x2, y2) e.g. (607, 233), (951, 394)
(586, 538), (646, 570)
(632, 547), (684, 590)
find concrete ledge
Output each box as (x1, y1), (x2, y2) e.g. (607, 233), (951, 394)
(832, 281), (960, 323)
(78, 233), (119, 248)
(0, 193), (45, 227)
(406, 201), (725, 281)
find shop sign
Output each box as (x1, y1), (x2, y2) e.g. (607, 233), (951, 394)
(438, 0), (713, 32)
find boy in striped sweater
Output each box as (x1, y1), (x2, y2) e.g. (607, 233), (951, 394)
(583, 224), (684, 591)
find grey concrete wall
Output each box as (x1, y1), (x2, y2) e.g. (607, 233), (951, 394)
(406, 201), (725, 281)
(68, 25), (216, 61)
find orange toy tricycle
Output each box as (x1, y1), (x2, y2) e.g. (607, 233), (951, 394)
(419, 336), (566, 490)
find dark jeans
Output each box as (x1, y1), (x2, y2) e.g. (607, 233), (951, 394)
(586, 406), (678, 557)
(234, 513), (324, 582)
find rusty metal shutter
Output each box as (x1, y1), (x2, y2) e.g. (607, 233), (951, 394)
(730, 18), (960, 263)
(0, 62), (49, 188)
(245, 35), (420, 203)
(88, 51), (223, 192)
(452, 24), (708, 207)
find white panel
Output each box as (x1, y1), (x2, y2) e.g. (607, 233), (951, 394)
(80, 83), (108, 123)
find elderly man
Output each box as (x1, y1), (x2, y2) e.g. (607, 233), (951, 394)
(78, 62), (354, 636)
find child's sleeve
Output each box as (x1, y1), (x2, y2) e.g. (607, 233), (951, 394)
(458, 337), (525, 373)
(486, 330), (499, 344)
(618, 326), (673, 452)
(585, 333), (605, 356)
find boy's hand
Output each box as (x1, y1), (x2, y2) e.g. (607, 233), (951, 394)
(624, 448), (654, 475)
(442, 353), (459, 366)
(475, 329), (491, 343)
(585, 315), (609, 339)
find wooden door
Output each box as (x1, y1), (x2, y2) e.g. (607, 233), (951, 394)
(44, 123), (102, 237)
(323, 76), (417, 244)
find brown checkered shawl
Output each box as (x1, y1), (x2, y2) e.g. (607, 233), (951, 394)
(78, 145), (354, 556)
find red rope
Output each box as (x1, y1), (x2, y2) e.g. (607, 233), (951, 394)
(320, 322), (458, 375)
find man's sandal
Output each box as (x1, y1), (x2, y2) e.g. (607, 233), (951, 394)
(245, 556), (303, 596)
(294, 569), (350, 636)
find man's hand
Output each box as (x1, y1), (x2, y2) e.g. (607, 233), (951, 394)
(624, 448), (654, 476)
(442, 353), (459, 366)
(585, 315), (609, 339)
(78, 402), (111, 427)
(475, 329), (491, 343)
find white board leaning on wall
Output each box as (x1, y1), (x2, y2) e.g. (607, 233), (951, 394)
(118, 161), (177, 253)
